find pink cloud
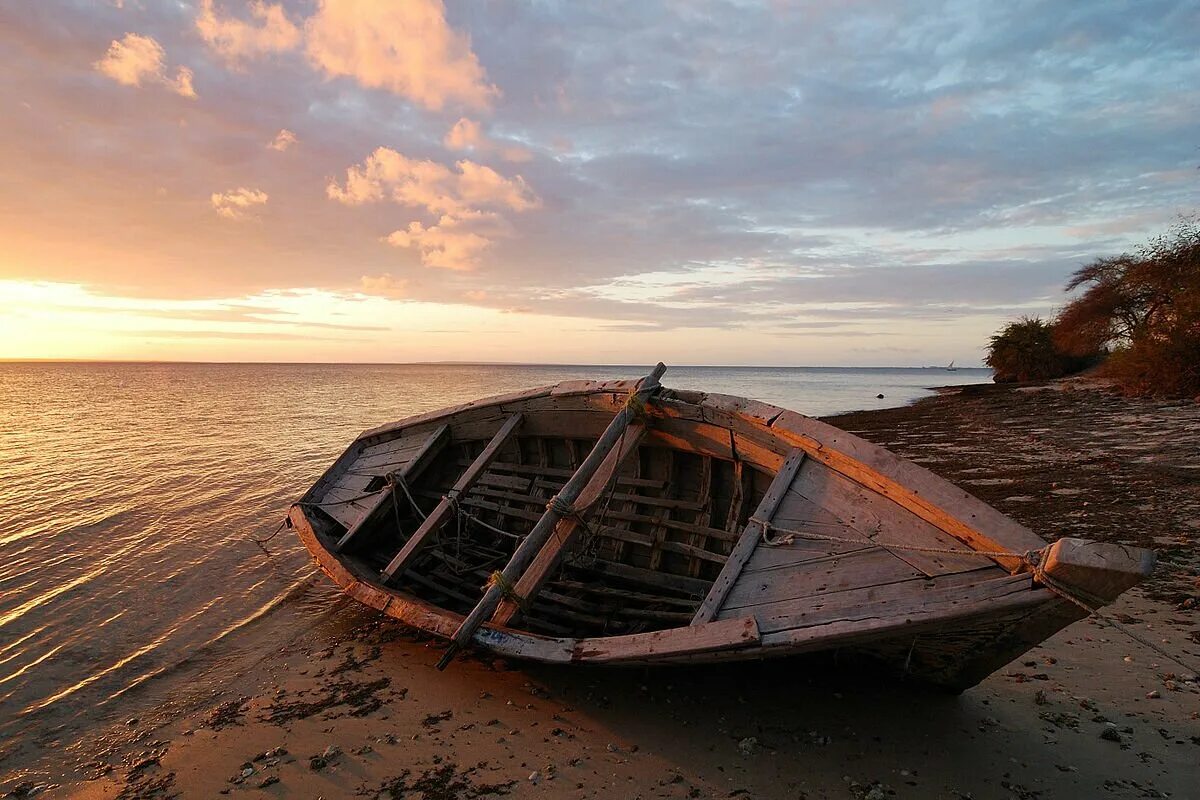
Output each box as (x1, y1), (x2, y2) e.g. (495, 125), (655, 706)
(95, 33), (195, 97)
(304, 0), (499, 111)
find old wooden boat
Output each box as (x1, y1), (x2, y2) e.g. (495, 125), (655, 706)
(289, 364), (1154, 689)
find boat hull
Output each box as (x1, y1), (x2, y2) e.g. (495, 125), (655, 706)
(290, 378), (1152, 689)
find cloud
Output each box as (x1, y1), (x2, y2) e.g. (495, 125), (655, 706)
(94, 33), (195, 97)
(196, 0), (301, 64)
(211, 187), (269, 220)
(384, 211), (511, 270)
(268, 128), (297, 151)
(304, 0), (499, 110)
(358, 273), (408, 297)
(329, 147), (538, 269)
(444, 118), (532, 163)
(328, 147), (539, 214)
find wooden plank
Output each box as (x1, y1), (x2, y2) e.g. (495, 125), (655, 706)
(755, 574), (1048, 652)
(722, 547), (925, 611)
(380, 413), (526, 582)
(583, 523), (729, 564)
(491, 424), (647, 626)
(357, 385), (553, 441)
(334, 424), (450, 552)
(574, 559), (710, 598)
(691, 449), (807, 625)
(572, 616), (759, 663)
(744, 570), (1029, 634)
(440, 363), (667, 668)
(784, 461), (983, 577)
(482, 460), (667, 490)
(768, 410), (1047, 570)
(687, 456), (715, 577)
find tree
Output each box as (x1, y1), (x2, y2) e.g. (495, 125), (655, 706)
(1054, 217), (1200, 397)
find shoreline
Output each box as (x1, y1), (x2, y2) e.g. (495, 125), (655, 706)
(9, 383), (1199, 799)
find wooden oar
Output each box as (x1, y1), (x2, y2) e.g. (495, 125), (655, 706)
(436, 363), (667, 669)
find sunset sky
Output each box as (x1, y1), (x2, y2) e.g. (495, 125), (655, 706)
(1, 1), (1196, 365)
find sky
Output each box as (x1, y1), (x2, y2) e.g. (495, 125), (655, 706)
(0, 0), (1196, 366)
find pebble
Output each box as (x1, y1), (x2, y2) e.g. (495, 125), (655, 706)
(737, 737), (758, 756)
(1146, 690), (1161, 699)
(528, 771), (541, 785)
(1100, 727), (1122, 743)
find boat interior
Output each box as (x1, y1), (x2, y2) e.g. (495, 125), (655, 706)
(316, 424), (773, 639)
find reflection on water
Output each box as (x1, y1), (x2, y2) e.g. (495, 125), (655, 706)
(0, 362), (989, 773)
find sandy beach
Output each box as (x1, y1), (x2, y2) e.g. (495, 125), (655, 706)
(15, 383), (1199, 800)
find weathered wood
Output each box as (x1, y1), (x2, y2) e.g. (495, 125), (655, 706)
(573, 616), (759, 662)
(380, 413), (525, 582)
(335, 424), (450, 552)
(1039, 538), (1155, 602)
(491, 424), (648, 626)
(687, 456), (715, 577)
(784, 461), (982, 577)
(768, 410), (1046, 571)
(691, 449), (808, 625)
(439, 363), (667, 668)
(747, 571), (1031, 634)
(722, 547), (926, 611)
(573, 559), (711, 597)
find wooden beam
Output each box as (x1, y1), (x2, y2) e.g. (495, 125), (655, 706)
(572, 616), (760, 663)
(380, 413), (525, 582)
(491, 424), (647, 626)
(438, 362), (667, 669)
(334, 424), (450, 553)
(1039, 537), (1155, 603)
(691, 449), (807, 625)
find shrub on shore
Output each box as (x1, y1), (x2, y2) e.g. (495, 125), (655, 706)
(985, 317), (1091, 383)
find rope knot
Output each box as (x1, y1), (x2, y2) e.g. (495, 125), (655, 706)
(546, 494), (576, 518)
(486, 570), (527, 610)
(624, 390), (653, 422)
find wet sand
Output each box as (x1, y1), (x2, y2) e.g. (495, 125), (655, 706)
(15, 383), (1200, 799)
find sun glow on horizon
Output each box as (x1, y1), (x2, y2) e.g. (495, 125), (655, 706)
(0, 280), (1002, 366)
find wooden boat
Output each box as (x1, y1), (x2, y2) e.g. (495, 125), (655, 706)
(289, 365), (1154, 690)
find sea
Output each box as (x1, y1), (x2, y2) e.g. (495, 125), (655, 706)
(0, 362), (989, 780)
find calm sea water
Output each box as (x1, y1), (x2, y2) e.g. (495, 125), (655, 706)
(0, 362), (989, 777)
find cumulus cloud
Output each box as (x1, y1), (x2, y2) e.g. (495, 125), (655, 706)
(444, 118), (532, 163)
(211, 187), (269, 220)
(327, 148), (538, 214)
(268, 128), (297, 151)
(384, 211), (512, 270)
(329, 147), (537, 269)
(196, 0), (301, 64)
(304, 0), (499, 110)
(95, 33), (196, 97)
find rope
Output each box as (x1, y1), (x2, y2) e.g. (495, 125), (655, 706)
(624, 391), (648, 423)
(389, 471), (427, 521)
(755, 517), (1039, 563)
(1032, 562), (1200, 674)
(755, 517), (1200, 675)
(249, 516), (290, 554)
(485, 570), (527, 611)
(546, 494), (576, 518)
